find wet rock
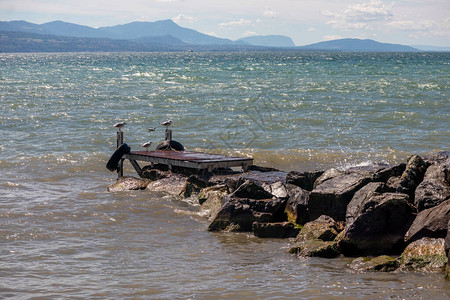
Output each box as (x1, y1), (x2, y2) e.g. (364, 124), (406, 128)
(339, 192), (416, 256)
(285, 185), (310, 225)
(231, 179), (274, 199)
(414, 156), (450, 211)
(405, 200), (450, 243)
(146, 175), (187, 195)
(348, 255), (400, 272)
(198, 185), (227, 221)
(286, 170), (324, 191)
(208, 196), (287, 232)
(262, 181), (288, 199)
(372, 163), (406, 183)
(308, 168), (374, 221)
(296, 215), (341, 242)
(346, 182), (394, 225)
(398, 237), (447, 272)
(289, 240), (340, 258)
(252, 221), (300, 238)
(107, 176), (150, 192)
(181, 175), (208, 198)
(398, 155), (428, 199)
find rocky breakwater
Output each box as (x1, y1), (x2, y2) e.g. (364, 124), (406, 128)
(108, 151), (450, 277)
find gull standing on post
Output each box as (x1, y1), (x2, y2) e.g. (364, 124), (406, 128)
(141, 141), (152, 152)
(112, 122), (127, 132)
(160, 119), (173, 128)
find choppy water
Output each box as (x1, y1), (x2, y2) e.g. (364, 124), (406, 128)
(1, 52), (449, 298)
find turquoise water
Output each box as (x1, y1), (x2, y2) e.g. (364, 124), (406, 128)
(0, 52), (449, 298)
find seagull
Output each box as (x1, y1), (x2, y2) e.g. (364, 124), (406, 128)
(141, 141), (152, 152)
(160, 119), (173, 128)
(112, 122), (127, 132)
(148, 127), (156, 132)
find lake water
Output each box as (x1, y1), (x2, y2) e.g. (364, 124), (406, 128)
(1, 51), (449, 298)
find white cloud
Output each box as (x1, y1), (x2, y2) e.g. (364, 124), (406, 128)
(323, 35), (343, 41)
(263, 8), (277, 19)
(308, 27), (318, 32)
(219, 18), (253, 28)
(172, 14), (197, 24)
(243, 31), (258, 37)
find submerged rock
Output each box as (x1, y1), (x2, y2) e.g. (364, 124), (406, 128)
(348, 255), (400, 272)
(398, 237), (447, 272)
(339, 192), (416, 256)
(404, 200), (450, 243)
(107, 176), (150, 192)
(289, 239), (340, 258)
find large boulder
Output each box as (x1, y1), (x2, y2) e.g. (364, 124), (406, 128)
(445, 220), (450, 280)
(295, 215), (341, 242)
(181, 175), (208, 198)
(208, 196), (287, 232)
(398, 237), (447, 272)
(146, 175), (187, 195)
(346, 182), (394, 225)
(414, 156), (450, 211)
(398, 155), (428, 199)
(231, 179), (274, 199)
(198, 185), (228, 220)
(285, 185), (310, 225)
(308, 168), (374, 221)
(286, 170), (324, 191)
(404, 200), (450, 243)
(107, 176), (150, 192)
(339, 192), (416, 256)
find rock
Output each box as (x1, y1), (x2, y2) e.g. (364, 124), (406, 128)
(208, 196), (287, 232)
(398, 237), (447, 272)
(405, 200), (450, 243)
(348, 255), (400, 272)
(252, 221), (300, 238)
(262, 181), (288, 198)
(146, 175), (187, 195)
(248, 165), (280, 172)
(346, 182), (394, 225)
(339, 193), (416, 256)
(386, 176), (402, 191)
(289, 240), (340, 258)
(445, 220), (450, 280)
(231, 179), (274, 199)
(398, 155), (428, 199)
(107, 176), (150, 192)
(198, 185), (227, 221)
(372, 163), (406, 183)
(285, 185), (310, 225)
(140, 166), (170, 181)
(286, 170), (324, 191)
(308, 169), (374, 221)
(296, 215), (341, 242)
(181, 175), (208, 198)
(414, 156), (450, 211)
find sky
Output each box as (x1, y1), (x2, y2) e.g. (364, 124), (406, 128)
(0, 0), (449, 47)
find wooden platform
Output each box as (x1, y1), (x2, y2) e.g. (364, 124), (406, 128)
(124, 150), (253, 176)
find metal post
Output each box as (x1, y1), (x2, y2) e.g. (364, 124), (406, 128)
(165, 129), (172, 141)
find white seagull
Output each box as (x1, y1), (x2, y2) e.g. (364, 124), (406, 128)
(141, 141), (152, 152)
(160, 119), (173, 128)
(112, 122), (127, 132)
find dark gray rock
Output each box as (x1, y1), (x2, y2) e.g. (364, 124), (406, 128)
(372, 163), (406, 183)
(346, 182), (394, 225)
(445, 220), (450, 280)
(286, 170), (324, 191)
(231, 179), (274, 199)
(252, 221), (300, 238)
(308, 169), (374, 221)
(296, 215), (341, 242)
(208, 196), (287, 232)
(262, 181), (288, 199)
(181, 175), (208, 198)
(398, 155), (428, 199)
(404, 200), (450, 243)
(414, 156), (450, 211)
(339, 192), (416, 256)
(285, 185), (310, 225)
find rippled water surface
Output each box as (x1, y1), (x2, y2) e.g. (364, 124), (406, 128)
(0, 52), (449, 298)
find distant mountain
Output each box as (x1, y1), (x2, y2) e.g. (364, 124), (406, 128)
(412, 45), (450, 52)
(237, 35), (295, 47)
(301, 38), (419, 52)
